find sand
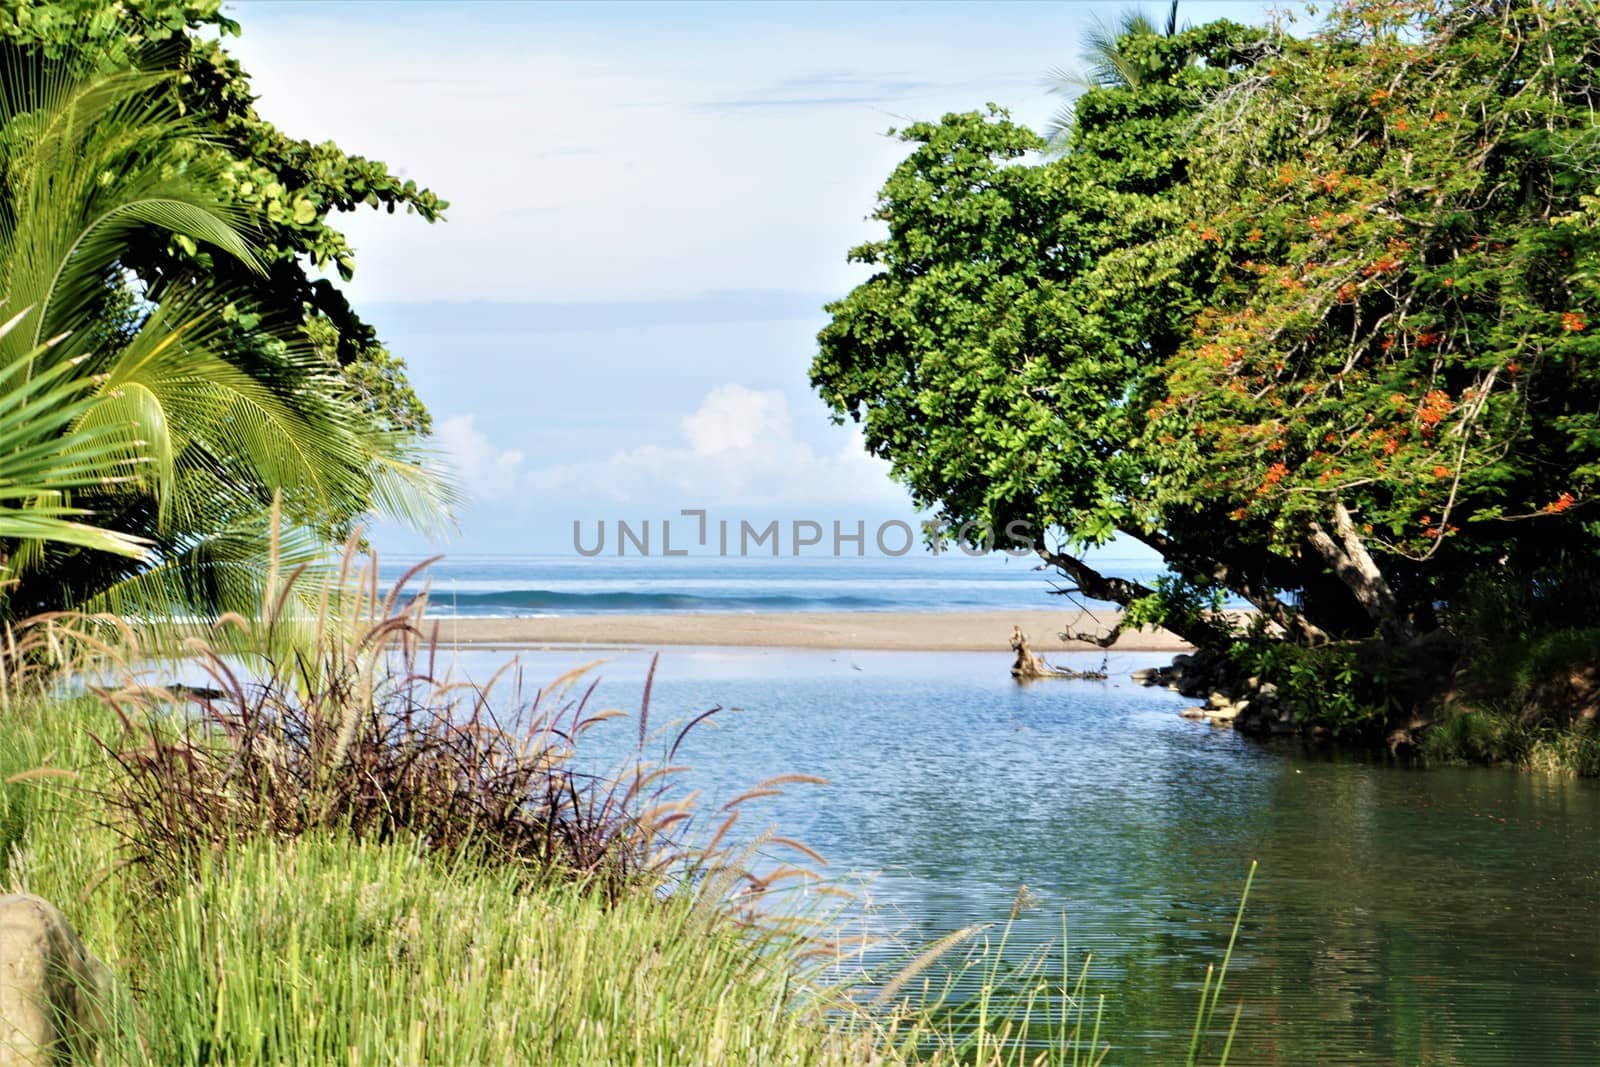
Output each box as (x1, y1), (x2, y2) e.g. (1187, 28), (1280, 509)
(428, 610), (1190, 653)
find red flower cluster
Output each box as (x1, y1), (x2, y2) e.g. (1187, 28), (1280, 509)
(1417, 390), (1454, 428)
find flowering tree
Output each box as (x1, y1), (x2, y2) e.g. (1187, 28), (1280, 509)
(814, 0), (1599, 654)
(1146, 0), (1599, 644)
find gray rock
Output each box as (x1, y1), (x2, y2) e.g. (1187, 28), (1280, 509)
(1257, 682), (1279, 699)
(0, 895), (113, 1066)
(1130, 668), (1160, 685)
(1179, 706), (1207, 720)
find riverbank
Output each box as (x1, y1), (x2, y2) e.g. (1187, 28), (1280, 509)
(426, 609), (1191, 652)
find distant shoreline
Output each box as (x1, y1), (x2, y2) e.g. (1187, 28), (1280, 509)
(425, 610), (1191, 653)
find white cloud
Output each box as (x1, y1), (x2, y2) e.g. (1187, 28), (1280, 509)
(435, 414), (526, 502)
(681, 384), (790, 456)
(525, 384), (904, 510)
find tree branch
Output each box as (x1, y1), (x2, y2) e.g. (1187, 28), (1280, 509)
(1128, 529), (1331, 646)
(1307, 500), (1412, 643)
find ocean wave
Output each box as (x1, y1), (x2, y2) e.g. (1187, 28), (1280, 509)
(412, 588), (905, 616)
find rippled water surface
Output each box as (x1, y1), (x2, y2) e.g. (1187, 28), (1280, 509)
(448, 645), (1600, 1065)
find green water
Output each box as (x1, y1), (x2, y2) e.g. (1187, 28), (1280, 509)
(467, 645), (1600, 1064)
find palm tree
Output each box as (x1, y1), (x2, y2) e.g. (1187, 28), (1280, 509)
(1045, 1), (1185, 149)
(0, 310), (149, 565)
(0, 64), (454, 623)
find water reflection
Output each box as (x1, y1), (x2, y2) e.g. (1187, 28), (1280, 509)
(443, 645), (1600, 1065)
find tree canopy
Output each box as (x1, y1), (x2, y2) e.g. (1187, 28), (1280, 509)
(0, 3), (455, 621)
(814, 0), (1600, 653)
(0, 0), (445, 436)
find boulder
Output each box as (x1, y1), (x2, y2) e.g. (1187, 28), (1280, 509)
(0, 895), (113, 1066)
(1179, 706), (1207, 720)
(1130, 668), (1160, 686)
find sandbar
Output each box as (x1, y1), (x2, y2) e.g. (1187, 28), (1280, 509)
(427, 610), (1189, 653)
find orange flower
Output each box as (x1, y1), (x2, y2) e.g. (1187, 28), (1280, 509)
(1545, 492), (1576, 514)
(1433, 465), (1451, 478)
(1417, 390), (1454, 427)
(1562, 312), (1587, 333)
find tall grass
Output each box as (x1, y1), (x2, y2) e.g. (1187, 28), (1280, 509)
(1, 545), (1256, 1064)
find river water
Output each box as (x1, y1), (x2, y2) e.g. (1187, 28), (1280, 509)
(444, 644), (1600, 1065)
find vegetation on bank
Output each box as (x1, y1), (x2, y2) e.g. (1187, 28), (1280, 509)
(0, 1), (454, 625)
(812, 0), (1600, 751)
(0, 558), (1254, 1065)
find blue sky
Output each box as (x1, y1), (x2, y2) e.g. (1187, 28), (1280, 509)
(227, 0), (1283, 556)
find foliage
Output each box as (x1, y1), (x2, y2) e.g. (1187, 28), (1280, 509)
(0, 312), (150, 561)
(1044, 1), (1186, 146)
(1, 681), (1256, 1067)
(1226, 636), (1396, 739)
(82, 551), (821, 900)
(814, 0), (1600, 677)
(0, 64), (453, 621)
(1148, 0), (1600, 619)
(0, 0), (445, 436)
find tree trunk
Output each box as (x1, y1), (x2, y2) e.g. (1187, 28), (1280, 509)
(1306, 500), (1413, 644)
(1130, 530), (1332, 646)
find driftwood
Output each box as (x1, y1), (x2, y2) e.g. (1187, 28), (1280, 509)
(1009, 626), (1108, 681)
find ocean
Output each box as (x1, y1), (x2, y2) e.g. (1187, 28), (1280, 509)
(375, 552), (1171, 617)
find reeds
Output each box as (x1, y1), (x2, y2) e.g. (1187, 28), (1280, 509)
(0, 536), (1257, 1064)
(74, 543), (827, 905)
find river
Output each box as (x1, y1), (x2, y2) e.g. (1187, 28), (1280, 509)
(446, 644), (1600, 1065)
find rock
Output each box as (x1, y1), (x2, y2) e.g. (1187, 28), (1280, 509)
(1206, 690), (1232, 710)
(1179, 706), (1207, 720)
(1206, 705), (1240, 722)
(1130, 668), (1159, 685)
(1257, 682), (1279, 699)
(0, 895), (113, 1066)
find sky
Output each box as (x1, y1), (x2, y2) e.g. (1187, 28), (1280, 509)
(226, 0), (1282, 558)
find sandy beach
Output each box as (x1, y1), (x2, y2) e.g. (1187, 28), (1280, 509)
(428, 610), (1189, 653)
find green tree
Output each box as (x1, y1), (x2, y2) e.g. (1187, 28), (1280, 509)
(1044, 2), (1185, 146)
(813, 0), (1600, 665)
(814, 18), (1292, 650)
(0, 312), (148, 563)
(1144, 0), (1600, 644)
(0, 0), (444, 437)
(0, 65), (452, 620)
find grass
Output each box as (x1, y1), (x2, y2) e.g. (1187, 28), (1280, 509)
(1420, 707), (1600, 776)
(1, 691), (1256, 1066)
(0, 697), (866, 1065)
(0, 550), (1255, 1065)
